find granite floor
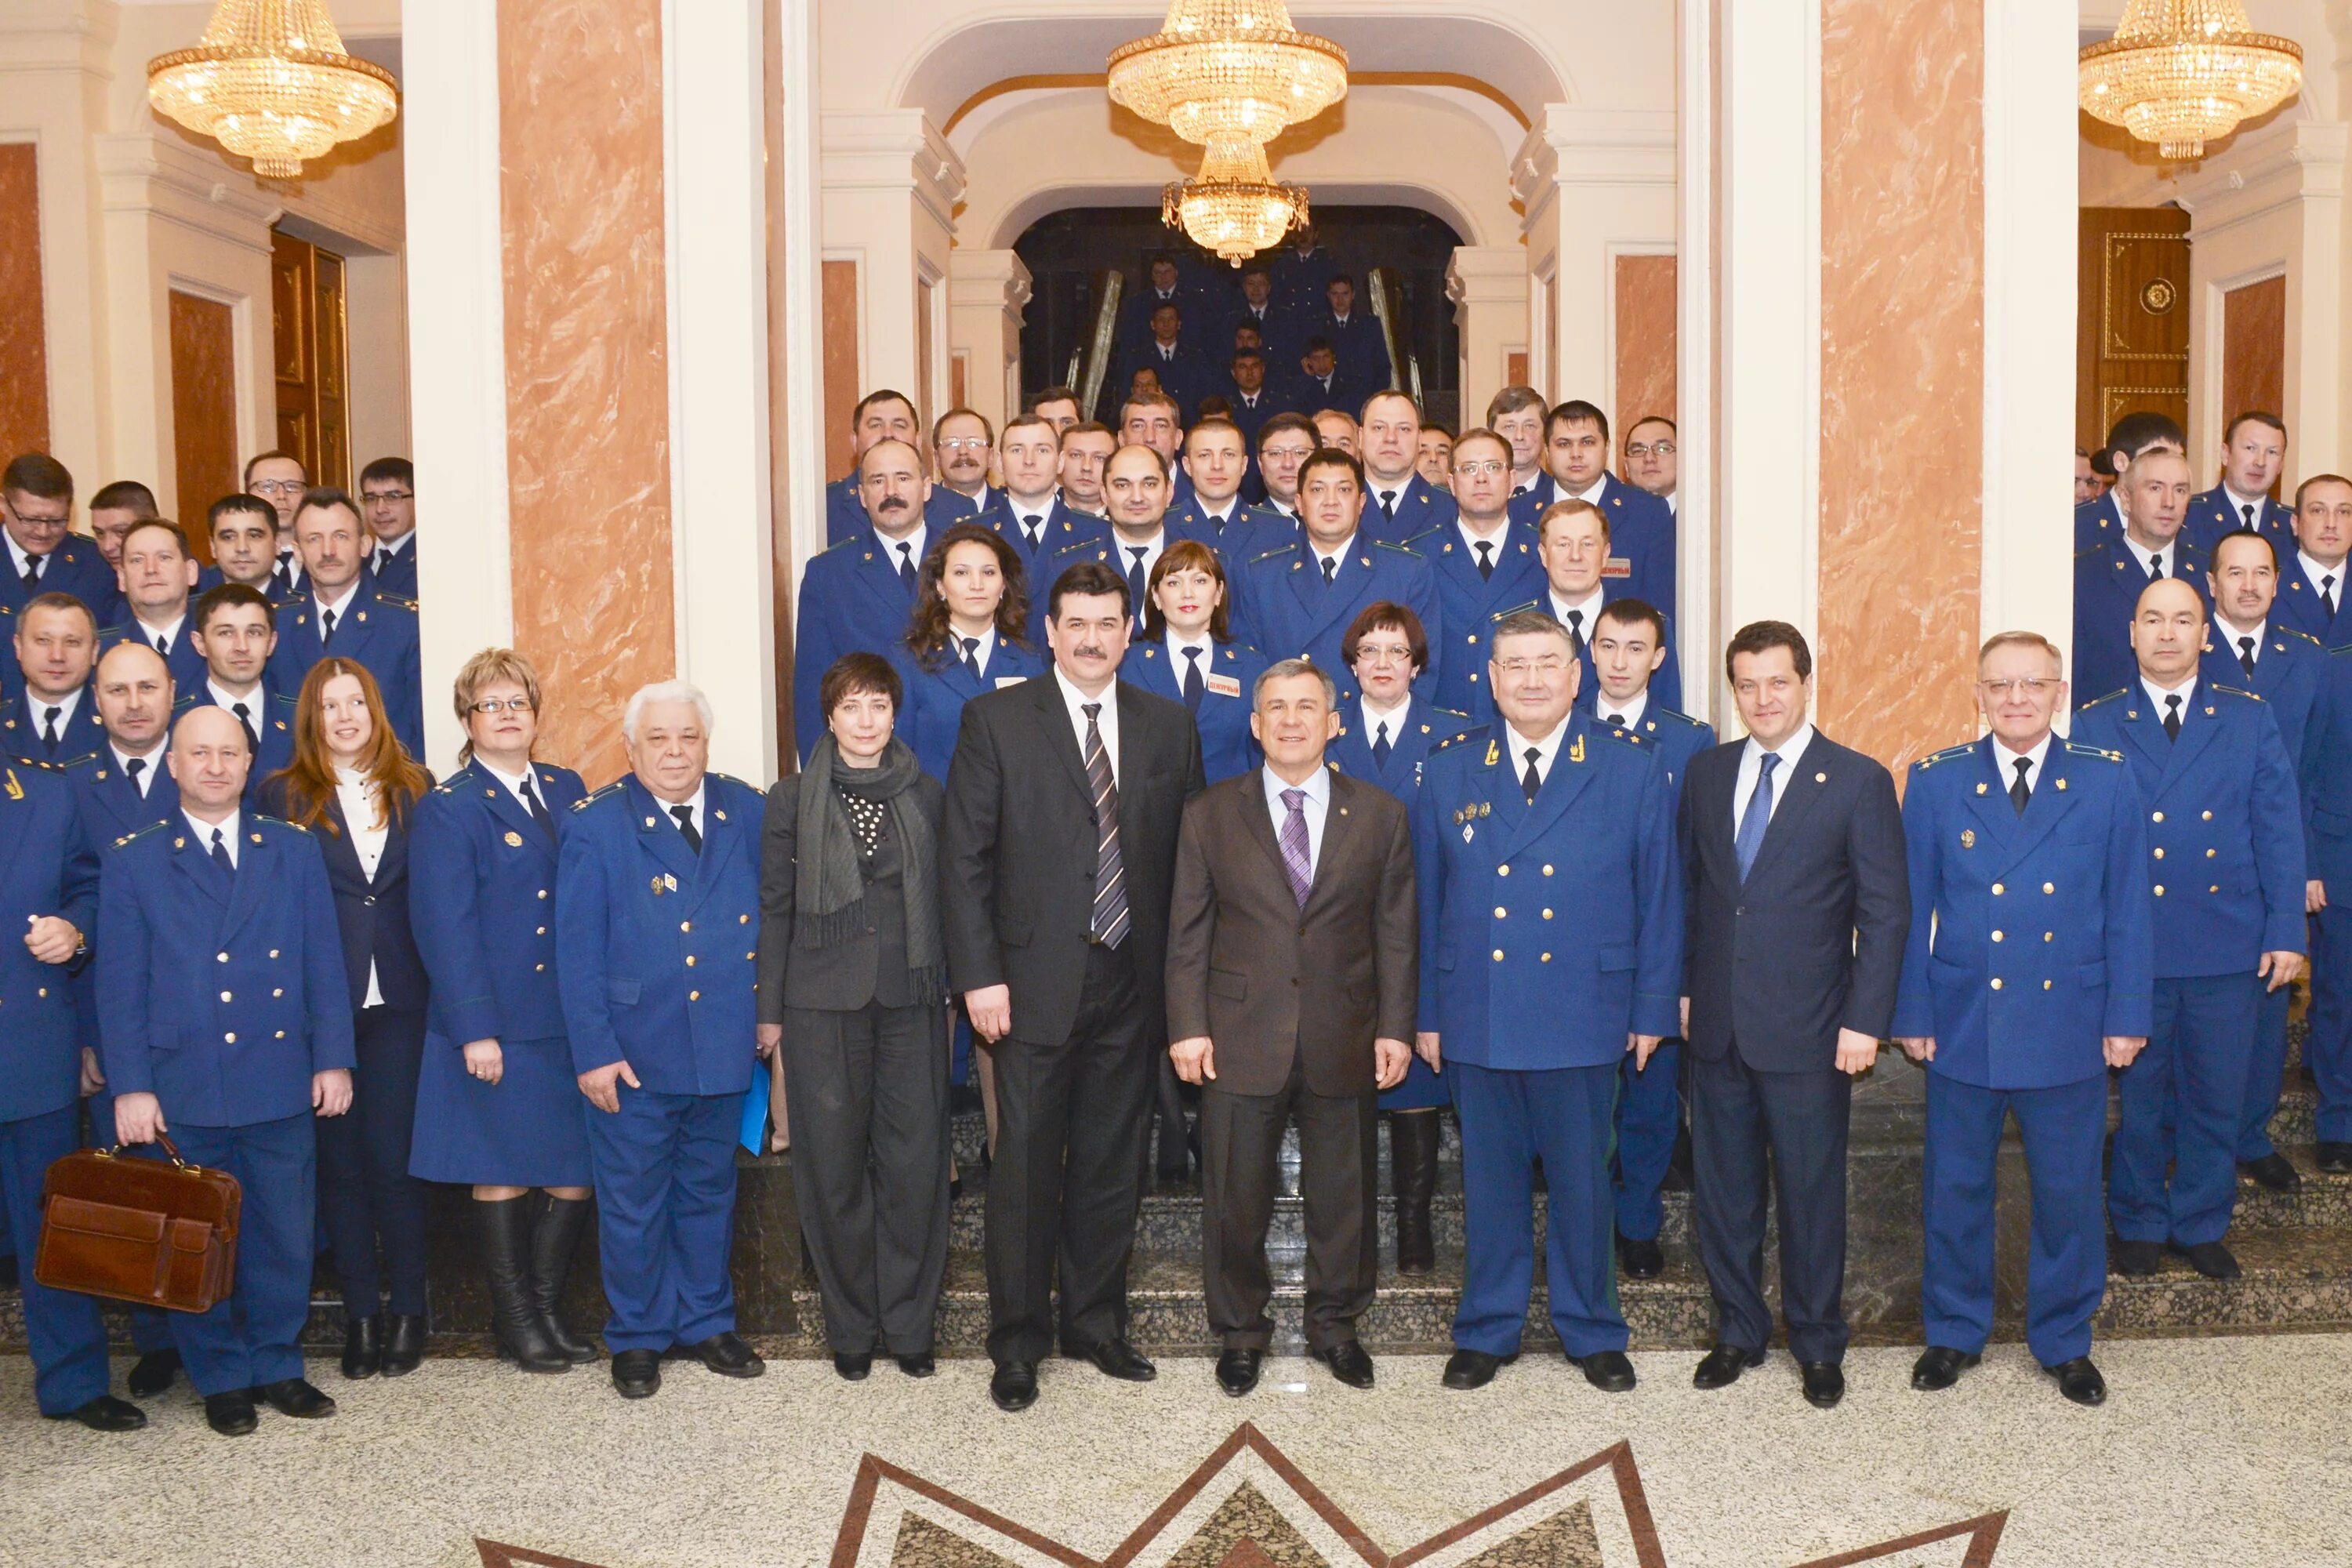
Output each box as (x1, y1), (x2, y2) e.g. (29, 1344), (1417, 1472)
(2, 1335), (2347, 1568)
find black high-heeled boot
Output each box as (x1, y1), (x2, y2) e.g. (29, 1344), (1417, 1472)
(339, 1312), (383, 1380)
(478, 1196), (571, 1373)
(1392, 1111), (1441, 1276)
(528, 1195), (601, 1364)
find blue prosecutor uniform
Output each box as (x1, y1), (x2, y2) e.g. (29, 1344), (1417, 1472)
(1330, 695), (1472, 1110)
(0, 690), (106, 767)
(1166, 497), (1287, 579)
(795, 529), (925, 763)
(2074, 681), (2304, 1248)
(0, 760), (111, 1416)
(2074, 491), (2126, 552)
(891, 635), (1045, 786)
(557, 772), (763, 1353)
(0, 538), (123, 630)
(1303, 310), (1391, 396)
(99, 617), (209, 696)
(266, 586), (426, 759)
(2270, 550), (2351, 648)
(1893, 737), (2153, 1367)
(1484, 597), (1687, 717)
(822, 475), (975, 548)
(2072, 538), (2212, 702)
(1509, 476), (1676, 618)
(992, 496), (1108, 590)
(1126, 639), (1266, 784)
(1414, 718), (1683, 1357)
(1235, 535), (1442, 701)
(2185, 485), (2292, 555)
(1363, 474), (1456, 550)
(185, 681), (297, 801)
(409, 761), (592, 1186)
(367, 535), (419, 601)
(1577, 693), (1716, 1243)
(1423, 524), (1541, 721)
(96, 811), (355, 1397)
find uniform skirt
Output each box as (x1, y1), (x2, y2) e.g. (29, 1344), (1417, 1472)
(1378, 1053), (1453, 1112)
(409, 1030), (593, 1186)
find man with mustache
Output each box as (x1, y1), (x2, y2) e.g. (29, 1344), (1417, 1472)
(794, 438), (938, 762)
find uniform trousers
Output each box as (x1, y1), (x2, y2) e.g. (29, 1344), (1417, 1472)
(1689, 1047), (1852, 1364)
(318, 1004), (431, 1317)
(2235, 976), (2296, 1162)
(0, 1104), (111, 1414)
(2307, 904), (2352, 1143)
(2112, 973), (2258, 1247)
(584, 1087), (741, 1353)
(783, 1000), (950, 1356)
(1614, 1038), (1682, 1242)
(984, 940), (1151, 1367)
(1450, 1059), (1624, 1358)
(1922, 1072), (2106, 1367)
(1200, 1052), (1377, 1352)
(155, 1114), (318, 1396)
(79, 1093), (172, 1355)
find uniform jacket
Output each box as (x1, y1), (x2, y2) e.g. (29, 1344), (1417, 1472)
(1328, 698), (1473, 807)
(368, 535), (419, 601)
(795, 531), (924, 762)
(254, 774), (433, 1014)
(1125, 640), (1268, 784)
(1166, 499), (1288, 579)
(1361, 473), (1457, 550)
(1893, 735), (2154, 1089)
(2071, 535), (2212, 701)
(2184, 485), (2293, 555)
(991, 495), (1109, 590)
(1508, 474), (1676, 617)
(266, 586), (426, 759)
(1235, 535), (1442, 700)
(1481, 597), (1687, 717)
(0, 760), (98, 1123)
(2200, 622), (2325, 774)
(1423, 521), (1541, 720)
(99, 615), (209, 695)
(0, 690), (107, 768)
(410, 760), (584, 1045)
(890, 635), (1045, 785)
(0, 537), (123, 628)
(2074, 491), (2126, 552)
(2269, 547), (2351, 648)
(557, 772), (763, 1097)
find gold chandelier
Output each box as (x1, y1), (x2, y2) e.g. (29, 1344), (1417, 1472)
(2078, 0), (2301, 161)
(149, 0), (399, 180)
(1109, 1), (1346, 265)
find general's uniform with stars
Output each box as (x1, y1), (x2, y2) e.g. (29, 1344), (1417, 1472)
(265, 586), (426, 759)
(1412, 717), (1683, 1359)
(1425, 521), (1544, 723)
(556, 771), (764, 1355)
(795, 532), (926, 764)
(1893, 736), (2154, 1370)
(2071, 535), (2213, 702)
(94, 809), (355, 1399)
(1234, 536), (1443, 702)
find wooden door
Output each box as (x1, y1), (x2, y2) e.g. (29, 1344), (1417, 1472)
(270, 228), (352, 488)
(2076, 206), (2190, 456)
(167, 290), (235, 562)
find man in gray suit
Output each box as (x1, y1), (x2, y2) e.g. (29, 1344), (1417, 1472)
(1166, 659), (1418, 1396)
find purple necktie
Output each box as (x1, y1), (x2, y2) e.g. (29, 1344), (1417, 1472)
(1279, 787), (1312, 907)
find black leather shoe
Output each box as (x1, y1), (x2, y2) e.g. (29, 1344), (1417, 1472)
(203, 1390), (258, 1436)
(1911, 1345), (1980, 1391)
(2111, 1237), (2162, 1276)
(990, 1360), (1038, 1412)
(381, 1312), (426, 1376)
(1692, 1343), (1762, 1389)
(1314, 1340), (1376, 1388)
(2240, 1152), (2302, 1193)
(258, 1377), (336, 1418)
(1570, 1349), (1636, 1392)
(2172, 1239), (2242, 1280)
(2046, 1355), (2107, 1406)
(895, 1352), (935, 1378)
(1441, 1348), (1515, 1389)
(2318, 1141), (2352, 1174)
(339, 1314), (383, 1380)
(1068, 1336), (1156, 1382)
(682, 1331), (765, 1378)
(1801, 1361), (1845, 1409)
(49, 1395), (146, 1432)
(126, 1349), (180, 1399)
(1215, 1348), (1262, 1396)
(611, 1348), (662, 1399)
(1615, 1233), (1664, 1280)
(833, 1352), (871, 1381)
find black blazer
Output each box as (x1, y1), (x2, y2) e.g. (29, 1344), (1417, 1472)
(1676, 731), (1907, 1072)
(942, 673), (1206, 1047)
(755, 770), (946, 1018)
(256, 775), (430, 1014)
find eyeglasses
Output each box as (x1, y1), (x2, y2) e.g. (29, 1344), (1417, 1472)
(364, 490), (414, 504)
(1624, 441), (1676, 459)
(1356, 643), (1416, 665)
(249, 479), (306, 496)
(1452, 460), (1508, 478)
(936, 438), (990, 453)
(1977, 678), (2056, 698)
(1494, 656), (1571, 677)
(470, 698), (536, 714)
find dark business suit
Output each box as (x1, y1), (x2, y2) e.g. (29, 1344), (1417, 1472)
(1165, 769), (1415, 1349)
(757, 768), (949, 1356)
(255, 777), (434, 1320)
(942, 672), (1205, 1366)
(1676, 731), (1908, 1365)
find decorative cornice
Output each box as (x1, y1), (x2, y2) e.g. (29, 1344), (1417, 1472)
(2167, 118), (2348, 239)
(821, 110), (967, 229)
(948, 247), (1033, 314)
(93, 131), (280, 255)
(1510, 105), (1675, 209)
(0, 0), (118, 75)
(1446, 245), (1530, 307)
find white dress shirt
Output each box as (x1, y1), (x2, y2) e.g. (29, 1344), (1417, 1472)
(1262, 762), (1331, 880)
(872, 523), (927, 583)
(2127, 535), (2180, 580)
(1572, 476), (1609, 506)
(207, 679), (267, 736)
(1548, 585), (1606, 644)
(2220, 485), (2269, 528)
(1007, 491), (1058, 534)
(111, 742), (163, 797)
(4, 532), (46, 581)
(1054, 667), (1120, 779)
(1991, 731), (2053, 800)
(1733, 723), (1816, 830)
(1456, 518), (1509, 567)
(660, 781), (708, 845)
(2299, 550), (2345, 611)
(1371, 481), (1409, 519)
(186, 807), (241, 867)
(27, 684), (83, 735)
(1309, 531), (1358, 581)
(1360, 693), (1412, 756)
(2216, 615), (2268, 670)
(335, 765), (390, 1007)
(949, 623), (997, 676)
(136, 612), (187, 656)
(2141, 673), (2198, 729)
(1595, 688), (1650, 731)
(1664, 492), (1678, 517)
(1166, 633), (1214, 691)
(1505, 717), (1570, 791)
(479, 757), (543, 816)
(313, 576), (365, 635)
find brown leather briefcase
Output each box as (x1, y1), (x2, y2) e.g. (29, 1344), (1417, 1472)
(33, 1134), (241, 1312)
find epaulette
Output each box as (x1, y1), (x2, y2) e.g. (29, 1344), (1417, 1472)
(573, 782), (623, 812)
(2075, 542), (2109, 562)
(1651, 706), (1708, 731)
(1246, 543), (1295, 566)
(252, 812), (309, 833)
(2062, 741), (2125, 762)
(49, 753), (92, 771)
(1431, 725), (1490, 755)
(374, 592), (419, 612)
(1430, 706), (1471, 723)
(813, 534), (861, 557)
(1914, 742), (1976, 768)
(1591, 723), (1646, 748)
(1488, 601), (1541, 624)
(97, 621), (132, 641)
(709, 771), (750, 792)
(432, 780), (456, 795)
(2284, 627), (2324, 647)
(110, 820), (169, 851)
(2075, 688), (2129, 711)
(1372, 539), (1422, 557)
(2210, 682), (2262, 702)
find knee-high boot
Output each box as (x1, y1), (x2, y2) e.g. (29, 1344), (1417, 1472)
(530, 1195), (601, 1364)
(478, 1195), (571, 1373)
(1392, 1111), (1441, 1276)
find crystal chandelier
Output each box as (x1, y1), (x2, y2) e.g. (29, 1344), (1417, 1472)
(149, 0), (399, 180)
(1164, 137), (1310, 265)
(2078, 0), (2301, 161)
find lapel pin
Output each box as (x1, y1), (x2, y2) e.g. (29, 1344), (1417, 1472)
(651, 877), (666, 895)
(504, 831), (524, 847)
(1338, 806), (1348, 816)
(250, 833), (262, 844)
(663, 873), (678, 891)
(1479, 801), (1490, 818)
(1484, 739), (1500, 766)
(1976, 782), (1987, 795)
(1463, 822), (1475, 843)
(1961, 829), (1976, 848)
(714, 809), (726, 821)
(644, 818), (655, 827)
(173, 837), (186, 848)
(2056, 778), (2068, 789)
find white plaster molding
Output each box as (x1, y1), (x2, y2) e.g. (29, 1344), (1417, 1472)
(93, 132), (279, 253)
(2169, 118), (2349, 240)
(0, 0), (118, 76)
(271, 177), (405, 256)
(1445, 245), (1528, 305)
(821, 109), (966, 229)
(779, 0), (829, 596)
(1510, 105), (1676, 214)
(948, 246), (1032, 315)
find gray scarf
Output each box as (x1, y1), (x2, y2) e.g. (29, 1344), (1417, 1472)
(795, 733), (942, 1004)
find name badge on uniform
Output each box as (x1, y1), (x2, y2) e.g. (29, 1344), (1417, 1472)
(1602, 555), (1632, 579)
(993, 676), (1026, 688)
(1204, 673), (1242, 699)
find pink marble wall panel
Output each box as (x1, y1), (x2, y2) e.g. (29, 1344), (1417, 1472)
(0, 144), (51, 463)
(1613, 254), (1678, 443)
(499, 0), (675, 785)
(1817, 0), (1984, 781)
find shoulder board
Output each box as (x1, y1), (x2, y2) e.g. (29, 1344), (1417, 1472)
(572, 782), (623, 812)
(1247, 543), (1296, 565)
(111, 820), (169, 849)
(1592, 724), (1645, 748)
(252, 812), (308, 833)
(814, 535), (862, 557)
(1430, 726), (1490, 755)
(2210, 683), (2262, 702)
(1915, 742), (1976, 768)
(1653, 706), (1706, 729)
(51, 753), (93, 771)
(1371, 539), (1421, 556)
(2062, 741), (2124, 762)
(2074, 688), (2129, 711)
(2074, 543), (2108, 561)
(431, 780), (456, 795)
(1430, 706), (1471, 722)
(99, 622), (132, 641)
(2284, 627), (2324, 647)
(1487, 601), (1541, 624)
(709, 771), (752, 793)
(372, 592), (419, 612)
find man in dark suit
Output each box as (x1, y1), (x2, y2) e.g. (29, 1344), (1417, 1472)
(1166, 659), (1416, 1396)
(942, 559), (1206, 1412)
(1678, 621), (1908, 1409)
(1230, 267), (1296, 365)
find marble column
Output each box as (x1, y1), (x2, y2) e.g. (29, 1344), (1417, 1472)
(946, 249), (1033, 436)
(1446, 246), (1530, 429)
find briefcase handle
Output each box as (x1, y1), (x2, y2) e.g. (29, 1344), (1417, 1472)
(90, 1133), (194, 1171)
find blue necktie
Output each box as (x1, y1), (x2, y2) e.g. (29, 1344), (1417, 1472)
(1735, 752), (1779, 883)
(1181, 647), (1204, 714)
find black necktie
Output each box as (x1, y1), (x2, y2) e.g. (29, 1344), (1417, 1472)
(1521, 746), (1542, 804)
(521, 774), (556, 838)
(961, 636), (982, 677)
(1127, 547), (1149, 615)
(1320, 554), (1338, 586)
(18, 554), (38, 593)
(2149, 551), (2165, 581)
(1181, 646), (1204, 713)
(154, 630), (170, 657)
(2325, 573), (2338, 616)
(670, 803), (702, 854)
(895, 542), (916, 589)
(1022, 514), (1044, 551)
(40, 706), (60, 756)
(2238, 636), (2257, 678)
(125, 756), (147, 797)
(1377, 492), (1397, 523)
(272, 555), (294, 598)
(2010, 757), (2031, 815)
(2242, 503), (2256, 529)
(1604, 713), (1626, 728)
(1372, 720), (1392, 769)
(1475, 540), (1494, 581)
(210, 826), (234, 877)
(230, 700), (258, 753)
(320, 606), (337, 647)
(1564, 608), (1584, 654)
(2163, 693), (2183, 742)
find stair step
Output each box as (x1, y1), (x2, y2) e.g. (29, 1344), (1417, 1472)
(2234, 1147), (2352, 1229)
(2096, 1225), (2352, 1334)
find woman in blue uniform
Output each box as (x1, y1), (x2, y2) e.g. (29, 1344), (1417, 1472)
(1328, 602), (1474, 1275)
(255, 657), (435, 1380)
(1129, 540), (1267, 782)
(408, 648), (597, 1374)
